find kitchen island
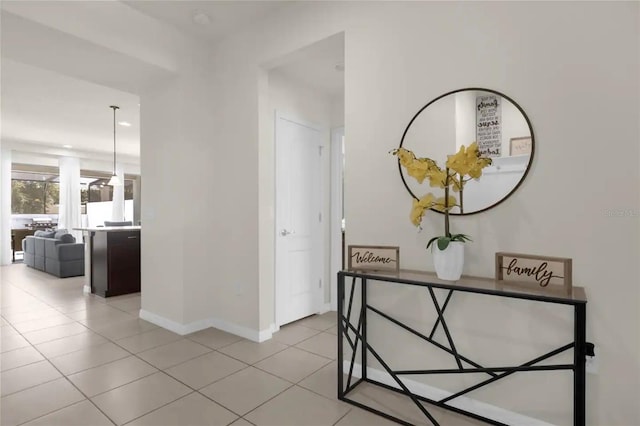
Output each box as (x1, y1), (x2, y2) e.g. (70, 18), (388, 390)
(74, 226), (141, 297)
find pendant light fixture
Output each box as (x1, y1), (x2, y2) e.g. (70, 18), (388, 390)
(107, 105), (122, 186)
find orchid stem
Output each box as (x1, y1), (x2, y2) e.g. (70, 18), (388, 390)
(458, 174), (464, 214)
(444, 167), (451, 237)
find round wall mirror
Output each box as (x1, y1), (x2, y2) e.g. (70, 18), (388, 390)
(398, 88), (535, 215)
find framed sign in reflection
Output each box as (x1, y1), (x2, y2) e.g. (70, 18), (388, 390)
(509, 136), (532, 156)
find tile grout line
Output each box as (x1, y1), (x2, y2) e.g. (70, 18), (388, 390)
(1, 287), (145, 425)
(4, 267), (348, 426)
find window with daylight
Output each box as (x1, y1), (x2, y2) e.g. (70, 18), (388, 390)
(11, 176), (60, 215)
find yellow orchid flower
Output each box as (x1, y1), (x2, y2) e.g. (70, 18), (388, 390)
(432, 196), (458, 212)
(426, 167), (447, 189)
(446, 142), (492, 178)
(406, 158), (435, 184)
(394, 148), (416, 168)
(410, 193), (435, 226)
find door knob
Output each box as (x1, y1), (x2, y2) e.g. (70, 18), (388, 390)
(280, 229), (293, 236)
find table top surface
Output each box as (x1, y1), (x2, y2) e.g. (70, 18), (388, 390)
(73, 226), (141, 232)
(340, 268), (587, 304)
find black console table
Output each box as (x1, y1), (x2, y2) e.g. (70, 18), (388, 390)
(337, 269), (588, 426)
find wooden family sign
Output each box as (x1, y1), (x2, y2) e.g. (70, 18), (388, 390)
(495, 252), (572, 294)
(348, 245), (399, 273)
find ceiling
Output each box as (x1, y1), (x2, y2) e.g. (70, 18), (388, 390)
(1, 59), (140, 157)
(272, 33), (345, 98)
(0, 1), (332, 161)
(123, 0), (289, 43)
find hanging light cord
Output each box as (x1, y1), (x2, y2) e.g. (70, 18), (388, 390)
(110, 105), (119, 176)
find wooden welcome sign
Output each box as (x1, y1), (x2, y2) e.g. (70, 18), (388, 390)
(495, 252), (572, 294)
(348, 245), (399, 273)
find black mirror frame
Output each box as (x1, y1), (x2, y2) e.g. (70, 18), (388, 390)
(397, 87), (535, 216)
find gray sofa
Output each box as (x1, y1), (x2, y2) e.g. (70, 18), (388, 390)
(22, 229), (85, 278)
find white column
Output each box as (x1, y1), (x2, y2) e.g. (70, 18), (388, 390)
(58, 156), (82, 241)
(133, 176), (141, 225)
(0, 148), (12, 265)
(111, 162), (125, 221)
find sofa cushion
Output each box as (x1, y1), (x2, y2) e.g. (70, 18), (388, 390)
(59, 234), (76, 243)
(34, 238), (46, 257)
(57, 244), (84, 262)
(54, 229), (69, 239)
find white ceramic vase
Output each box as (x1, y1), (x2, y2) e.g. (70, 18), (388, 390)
(432, 241), (465, 281)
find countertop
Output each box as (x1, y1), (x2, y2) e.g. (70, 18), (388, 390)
(73, 226), (141, 232)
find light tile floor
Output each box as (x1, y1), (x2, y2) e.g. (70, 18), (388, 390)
(1, 263), (483, 426)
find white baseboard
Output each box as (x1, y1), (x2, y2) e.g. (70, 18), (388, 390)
(138, 309), (270, 342)
(342, 362), (554, 426)
(139, 310), (210, 335)
(209, 316), (271, 342)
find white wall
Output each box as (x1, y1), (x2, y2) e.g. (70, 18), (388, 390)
(0, 148), (12, 265)
(199, 1), (639, 424)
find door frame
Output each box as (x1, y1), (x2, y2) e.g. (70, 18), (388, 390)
(330, 126), (344, 311)
(274, 110), (328, 328)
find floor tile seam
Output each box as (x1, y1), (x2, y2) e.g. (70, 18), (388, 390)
(0, 374), (63, 399)
(0, 343), (32, 353)
(11, 318), (79, 334)
(288, 344), (336, 362)
(113, 338), (184, 356)
(193, 364), (254, 395)
(74, 311), (138, 325)
(52, 302), (110, 315)
(331, 408), (354, 426)
(13, 399), (100, 426)
(184, 335), (246, 351)
(2, 310), (75, 326)
(103, 303), (141, 316)
(44, 329), (134, 358)
(298, 321), (338, 332)
(106, 325), (185, 352)
(1, 283), (72, 316)
(6, 316), (93, 351)
(79, 369), (159, 399)
(136, 346), (215, 371)
(252, 355), (334, 386)
(296, 376), (353, 408)
(252, 364), (320, 385)
(89, 300), (140, 313)
(217, 343), (291, 366)
(53, 352), (132, 376)
(35, 337), (110, 360)
(78, 314), (153, 337)
(161, 360), (250, 392)
(89, 326), (160, 342)
(0, 357), (46, 373)
(11, 339), (118, 426)
(116, 388), (208, 426)
(206, 381), (297, 421)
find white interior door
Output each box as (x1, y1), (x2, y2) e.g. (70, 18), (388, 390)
(276, 113), (323, 326)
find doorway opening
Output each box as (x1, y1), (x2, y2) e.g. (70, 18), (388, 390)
(263, 32), (345, 330)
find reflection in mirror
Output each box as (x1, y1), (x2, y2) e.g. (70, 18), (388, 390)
(399, 88), (534, 215)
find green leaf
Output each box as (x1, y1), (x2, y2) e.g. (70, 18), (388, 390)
(437, 237), (451, 251)
(426, 236), (439, 249)
(450, 234), (472, 243)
